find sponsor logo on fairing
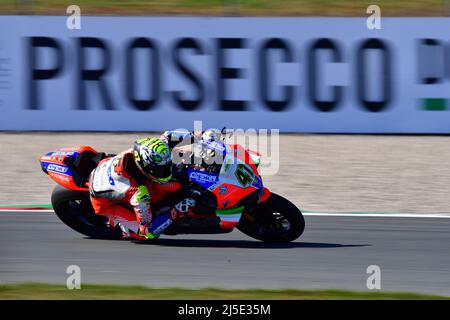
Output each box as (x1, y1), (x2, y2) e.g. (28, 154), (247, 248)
(201, 140), (226, 153)
(219, 186), (228, 195)
(47, 151), (77, 157)
(189, 171), (217, 183)
(51, 173), (71, 182)
(153, 218), (172, 235)
(47, 163), (69, 173)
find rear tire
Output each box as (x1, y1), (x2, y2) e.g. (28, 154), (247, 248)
(51, 185), (123, 239)
(237, 193), (305, 243)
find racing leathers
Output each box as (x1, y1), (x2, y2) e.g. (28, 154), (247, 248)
(89, 150), (174, 239)
(89, 132), (195, 240)
(89, 131), (207, 239)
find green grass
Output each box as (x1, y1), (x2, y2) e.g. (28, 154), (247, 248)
(0, 283), (448, 300)
(0, 0), (448, 16)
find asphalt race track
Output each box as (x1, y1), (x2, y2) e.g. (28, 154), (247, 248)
(1, 211), (450, 296)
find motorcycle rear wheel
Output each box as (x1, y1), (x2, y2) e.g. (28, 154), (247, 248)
(237, 193), (305, 243)
(51, 185), (123, 239)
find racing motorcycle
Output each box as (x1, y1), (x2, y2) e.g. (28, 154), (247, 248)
(38, 133), (305, 243)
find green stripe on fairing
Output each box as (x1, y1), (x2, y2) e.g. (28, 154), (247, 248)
(0, 203), (53, 209)
(216, 206), (244, 215)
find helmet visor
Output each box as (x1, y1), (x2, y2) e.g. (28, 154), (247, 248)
(148, 163), (172, 182)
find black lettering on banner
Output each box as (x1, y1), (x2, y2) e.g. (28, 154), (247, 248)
(356, 38), (392, 112)
(259, 38), (294, 111)
(216, 38), (247, 111)
(171, 38), (204, 111)
(126, 38), (160, 111)
(27, 37), (64, 110)
(445, 42), (450, 81)
(307, 38), (342, 112)
(418, 39), (443, 84)
(77, 37), (114, 110)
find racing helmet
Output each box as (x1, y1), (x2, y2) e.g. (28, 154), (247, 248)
(133, 137), (172, 183)
(201, 129), (221, 143)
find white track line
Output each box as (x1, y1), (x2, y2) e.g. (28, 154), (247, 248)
(303, 212), (450, 219)
(0, 209), (54, 213)
(1, 209), (450, 218)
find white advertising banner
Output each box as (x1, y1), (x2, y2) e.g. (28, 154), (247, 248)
(0, 16), (449, 133)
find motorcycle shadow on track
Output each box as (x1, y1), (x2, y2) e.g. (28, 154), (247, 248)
(132, 239), (371, 249)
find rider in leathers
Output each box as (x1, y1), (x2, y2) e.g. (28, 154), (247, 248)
(89, 130), (197, 240)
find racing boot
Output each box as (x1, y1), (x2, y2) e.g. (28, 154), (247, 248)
(139, 198), (197, 240)
(139, 213), (173, 240)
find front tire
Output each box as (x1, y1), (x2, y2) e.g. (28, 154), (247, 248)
(237, 193), (305, 243)
(51, 185), (123, 239)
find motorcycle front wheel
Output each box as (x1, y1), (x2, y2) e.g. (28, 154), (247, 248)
(237, 193), (305, 243)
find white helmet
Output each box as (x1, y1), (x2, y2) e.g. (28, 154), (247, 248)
(201, 129), (221, 143)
